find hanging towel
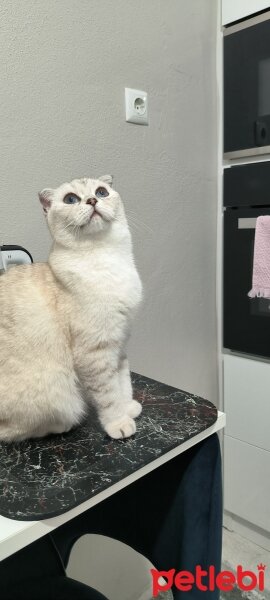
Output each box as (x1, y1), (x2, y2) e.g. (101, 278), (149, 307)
(248, 215), (270, 299)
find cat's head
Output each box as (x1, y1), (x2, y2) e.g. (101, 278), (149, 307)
(39, 176), (127, 246)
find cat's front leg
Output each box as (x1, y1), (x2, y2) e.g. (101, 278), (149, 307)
(119, 355), (142, 419)
(77, 351), (137, 439)
(93, 370), (137, 439)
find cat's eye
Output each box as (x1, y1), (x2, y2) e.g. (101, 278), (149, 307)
(95, 187), (109, 199)
(63, 193), (80, 205)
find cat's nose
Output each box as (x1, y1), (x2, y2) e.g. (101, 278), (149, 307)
(86, 198), (97, 206)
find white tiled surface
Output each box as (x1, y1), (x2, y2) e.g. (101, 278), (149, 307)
(222, 527), (270, 596)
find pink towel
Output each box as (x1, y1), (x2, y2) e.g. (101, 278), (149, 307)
(248, 215), (270, 299)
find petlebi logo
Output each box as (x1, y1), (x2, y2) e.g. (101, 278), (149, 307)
(151, 563), (266, 595)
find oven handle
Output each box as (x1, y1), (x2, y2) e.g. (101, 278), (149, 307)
(238, 217), (258, 229)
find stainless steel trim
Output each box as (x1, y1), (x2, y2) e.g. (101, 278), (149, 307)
(224, 146), (270, 160)
(224, 10), (270, 35)
(238, 218), (257, 229)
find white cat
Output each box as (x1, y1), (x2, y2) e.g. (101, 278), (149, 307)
(0, 175), (142, 442)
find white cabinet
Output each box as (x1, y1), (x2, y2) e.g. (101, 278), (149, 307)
(224, 354), (270, 451)
(222, 0), (270, 26)
(223, 354), (270, 532)
(224, 435), (270, 531)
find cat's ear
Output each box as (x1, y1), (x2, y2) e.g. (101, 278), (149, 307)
(99, 174), (113, 187)
(38, 189), (53, 216)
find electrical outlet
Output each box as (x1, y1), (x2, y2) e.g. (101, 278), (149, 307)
(125, 88), (148, 125)
(0, 246), (33, 272)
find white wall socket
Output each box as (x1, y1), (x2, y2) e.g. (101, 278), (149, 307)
(125, 88), (148, 125)
(0, 246), (33, 272)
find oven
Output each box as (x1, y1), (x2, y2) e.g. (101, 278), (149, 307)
(224, 11), (270, 159)
(223, 161), (270, 358)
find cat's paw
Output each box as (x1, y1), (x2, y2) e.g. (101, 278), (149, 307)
(126, 400), (142, 419)
(105, 416), (136, 439)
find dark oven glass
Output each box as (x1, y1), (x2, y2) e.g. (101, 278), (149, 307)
(224, 206), (270, 358)
(224, 13), (270, 156)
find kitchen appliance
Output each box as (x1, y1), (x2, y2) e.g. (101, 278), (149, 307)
(224, 10), (270, 158)
(0, 245), (33, 273)
(223, 161), (270, 358)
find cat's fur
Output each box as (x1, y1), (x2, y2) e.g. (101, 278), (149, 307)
(0, 176), (142, 442)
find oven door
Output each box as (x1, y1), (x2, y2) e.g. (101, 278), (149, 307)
(224, 206), (270, 358)
(224, 11), (270, 158)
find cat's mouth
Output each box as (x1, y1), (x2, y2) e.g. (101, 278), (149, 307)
(90, 209), (102, 221)
(79, 210), (103, 229)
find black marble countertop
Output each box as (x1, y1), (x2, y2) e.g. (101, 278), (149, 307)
(0, 373), (217, 521)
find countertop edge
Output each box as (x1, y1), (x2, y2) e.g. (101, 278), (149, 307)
(0, 411), (225, 562)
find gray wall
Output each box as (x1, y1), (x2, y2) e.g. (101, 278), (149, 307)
(0, 0), (218, 404)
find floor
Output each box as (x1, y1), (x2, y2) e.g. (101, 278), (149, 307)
(221, 527), (270, 600)
(67, 528), (270, 599)
(151, 527), (270, 599)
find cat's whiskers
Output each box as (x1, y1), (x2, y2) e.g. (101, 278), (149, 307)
(112, 214), (143, 236)
(62, 220), (77, 232)
(125, 211), (153, 234)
